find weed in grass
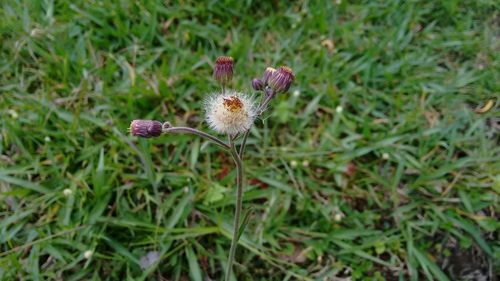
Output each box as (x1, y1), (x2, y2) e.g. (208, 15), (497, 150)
(130, 56), (295, 281)
(0, 0), (498, 280)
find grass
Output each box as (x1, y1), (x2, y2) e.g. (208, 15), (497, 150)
(0, 0), (499, 280)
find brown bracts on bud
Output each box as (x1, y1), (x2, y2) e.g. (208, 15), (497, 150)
(251, 78), (264, 91)
(130, 120), (163, 138)
(262, 67), (276, 85)
(213, 56), (234, 85)
(268, 66), (295, 93)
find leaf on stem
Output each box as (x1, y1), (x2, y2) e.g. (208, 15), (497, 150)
(237, 206), (255, 240)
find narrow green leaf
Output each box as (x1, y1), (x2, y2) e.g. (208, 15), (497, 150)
(190, 138), (200, 171)
(185, 246), (202, 281)
(88, 193), (111, 224)
(0, 175), (50, 194)
(103, 236), (139, 265)
(448, 216), (493, 256)
(413, 247), (450, 281)
(28, 245), (40, 280)
(257, 177), (293, 193)
(237, 206), (254, 240)
(166, 191), (192, 228)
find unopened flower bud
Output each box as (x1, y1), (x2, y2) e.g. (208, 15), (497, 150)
(268, 66), (295, 93)
(84, 250), (93, 259)
(213, 56), (234, 85)
(334, 213), (343, 222)
(130, 120), (163, 138)
(63, 189), (72, 196)
(262, 67), (276, 85)
(252, 78), (264, 91)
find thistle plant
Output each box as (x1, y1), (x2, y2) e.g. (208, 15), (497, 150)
(130, 56), (294, 280)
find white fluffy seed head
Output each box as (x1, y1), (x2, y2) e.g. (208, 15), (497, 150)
(205, 91), (256, 135)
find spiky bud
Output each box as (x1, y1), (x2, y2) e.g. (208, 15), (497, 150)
(252, 78), (264, 91)
(262, 67), (276, 85)
(213, 56), (234, 85)
(130, 120), (163, 138)
(268, 66), (295, 93)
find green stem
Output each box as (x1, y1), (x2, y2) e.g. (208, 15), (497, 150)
(238, 90), (275, 158)
(163, 127), (230, 150)
(225, 136), (244, 281)
(238, 129), (251, 159)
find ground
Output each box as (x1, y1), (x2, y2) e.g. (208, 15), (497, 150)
(0, 0), (498, 280)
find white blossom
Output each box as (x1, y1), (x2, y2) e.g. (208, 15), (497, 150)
(205, 91), (256, 135)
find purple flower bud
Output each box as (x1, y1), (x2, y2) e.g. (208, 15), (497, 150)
(251, 78), (264, 91)
(262, 67), (276, 85)
(213, 56), (234, 85)
(130, 120), (163, 138)
(268, 66), (295, 93)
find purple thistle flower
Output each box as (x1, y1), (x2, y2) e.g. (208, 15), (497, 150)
(213, 56), (234, 85)
(268, 66), (295, 93)
(262, 67), (276, 86)
(130, 120), (163, 138)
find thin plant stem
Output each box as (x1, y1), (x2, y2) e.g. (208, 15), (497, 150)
(163, 127), (229, 150)
(225, 135), (244, 281)
(161, 88), (275, 280)
(238, 89), (275, 158)
(238, 129), (251, 159)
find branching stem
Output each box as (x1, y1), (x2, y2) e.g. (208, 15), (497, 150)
(161, 89), (275, 281)
(238, 89), (275, 158)
(163, 127), (230, 150)
(225, 135), (244, 281)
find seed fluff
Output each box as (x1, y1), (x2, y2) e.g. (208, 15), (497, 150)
(205, 90), (256, 135)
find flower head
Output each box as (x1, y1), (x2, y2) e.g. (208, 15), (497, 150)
(268, 66), (295, 93)
(205, 90), (256, 135)
(130, 120), (163, 138)
(213, 56), (234, 85)
(262, 67), (276, 85)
